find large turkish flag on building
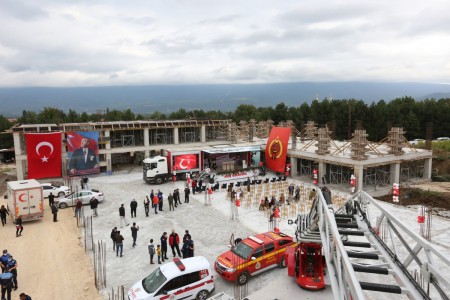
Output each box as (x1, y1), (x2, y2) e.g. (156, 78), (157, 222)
(265, 127), (291, 173)
(26, 132), (62, 179)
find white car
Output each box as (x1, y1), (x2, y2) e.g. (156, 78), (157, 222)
(432, 137), (450, 142)
(56, 189), (105, 209)
(409, 139), (425, 145)
(41, 183), (71, 198)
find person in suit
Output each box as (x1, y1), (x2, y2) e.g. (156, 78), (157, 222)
(68, 137), (99, 175)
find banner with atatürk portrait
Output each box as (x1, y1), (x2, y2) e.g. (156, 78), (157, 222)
(265, 127), (291, 173)
(66, 131), (100, 176)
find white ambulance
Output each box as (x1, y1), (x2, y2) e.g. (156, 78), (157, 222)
(128, 256), (214, 300)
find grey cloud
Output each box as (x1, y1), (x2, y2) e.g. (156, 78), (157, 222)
(122, 16), (155, 26)
(0, 0), (48, 20)
(198, 14), (241, 25)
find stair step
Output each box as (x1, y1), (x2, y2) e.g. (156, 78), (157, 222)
(352, 264), (389, 275)
(347, 251), (379, 260)
(335, 214), (355, 219)
(339, 230), (365, 236)
(359, 282), (402, 294)
(336, 223), (359, 229)
(342, 241), (372, 248)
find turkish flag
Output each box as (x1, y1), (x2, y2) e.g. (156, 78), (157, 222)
(174, 154), (197, 170)
(265, 127), (291, 173)
(26, 132), (62, 179)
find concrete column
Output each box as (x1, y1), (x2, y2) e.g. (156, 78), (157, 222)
(423, 158), (432, 180)
(354, 165), (364, 192)
(390, 162), (400, 184)
(105, 130), (112, 172)
(290, 157), (297, 176)
(200, 125), (206, 143)
(143, 128), (149, 157)
(13, 133), (25, 180)
(173, 127), (179, 145)
(318, 161), (327, 185)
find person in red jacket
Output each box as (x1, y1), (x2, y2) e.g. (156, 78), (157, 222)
(153, 195), (159, 214)
(169, 229), (182, 257)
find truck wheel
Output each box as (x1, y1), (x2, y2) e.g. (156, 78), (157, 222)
(59, 203), (68, 209)
(196, 290), (209, 300)
(58, 192), (65, 197)
(279, 256), (287, 268)
(237, 272), (249, 286)
(155, 177), (163, 184)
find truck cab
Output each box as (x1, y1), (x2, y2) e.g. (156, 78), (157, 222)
(143, 156), (169, 184)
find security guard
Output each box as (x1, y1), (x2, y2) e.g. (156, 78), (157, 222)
(0, 250), (10, 272)
(6, 256), (17, 290)
(0, 272), (13, 300)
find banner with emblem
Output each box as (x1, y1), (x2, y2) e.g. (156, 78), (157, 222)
(265, 127), (291, 173)
(66, 131), (100, 176)
(26, 132), (62, 179)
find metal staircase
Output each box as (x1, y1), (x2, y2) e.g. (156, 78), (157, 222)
(295, 190), (450, 300)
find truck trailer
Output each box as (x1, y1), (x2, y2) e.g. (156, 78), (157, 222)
(7, 179), (44, 222)
(143, 149), (202, 184)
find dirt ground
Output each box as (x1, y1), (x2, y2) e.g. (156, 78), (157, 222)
(0, 198), (102, 299)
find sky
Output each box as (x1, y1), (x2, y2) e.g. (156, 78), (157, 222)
(0, 0), (449, 87)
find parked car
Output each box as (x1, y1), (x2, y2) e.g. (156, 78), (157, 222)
(41, 183), (71, 198)
(56, 189), (105, 209)
(432, 137), (450, 142)
(215, 231), (296, 285)
(408, 139), (425, 145)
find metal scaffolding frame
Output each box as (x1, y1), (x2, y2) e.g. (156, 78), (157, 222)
(179, 127), (200, 143)
(363, 165), (391, 189)
(327, 164), (352, 186)
(149, 128), (173, 145)
(297, 158), (315, 177)
(110, 130), (144, 148)
(401, 160), (425, 184)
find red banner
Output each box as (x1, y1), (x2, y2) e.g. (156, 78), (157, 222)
(174, 154), (197, 170)
(265, 127), (290, 173)
(26, 132), (62, 179)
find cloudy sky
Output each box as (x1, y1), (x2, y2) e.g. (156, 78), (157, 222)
(0, 0), (449, 87)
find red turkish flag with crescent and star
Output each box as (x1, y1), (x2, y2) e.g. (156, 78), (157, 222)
(265, 127), (291, 173)
(26, 132), (62, 179)
(174, 154), (197, 170)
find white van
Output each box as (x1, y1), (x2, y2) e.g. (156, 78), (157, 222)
(128, 256), (215, 300)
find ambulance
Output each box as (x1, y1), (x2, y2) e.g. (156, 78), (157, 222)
(214, 231), (296, 285)
(128, 256), (214, 300)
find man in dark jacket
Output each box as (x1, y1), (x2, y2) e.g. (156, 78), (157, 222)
(119, 204), (129, 228)
(90, 197), (99, 217)
(130, 199), (138, 218)
(131, 223), (139, 247)
(0, 272), (13, 300)
(157, 190), (163, 211)
(184, 186), (190, 203)
(115, 231), (124, 257)
(144, 196), (150, 217)
(169, 230), (182, 257)
(183, 230), (191, 244)
(160, 232), (168, 262)
(110, 227), (118, 251)
(51, 203), (58, 222)
(0, 205), (9, 226)
(48, 192), (55, 208)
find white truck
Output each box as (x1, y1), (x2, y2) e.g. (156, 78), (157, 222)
(143, 149), (212, 184)
(7, 179), (44, 222)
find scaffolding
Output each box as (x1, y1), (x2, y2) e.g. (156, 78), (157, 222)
(350, 129), (369, 160)
(400, 160), (425, 184)
(149, 128), (173, 145)
(327, 164), (352, 186)
(316, 126), (331, 155)
(363, 165), (391, 189)
(110, 130), (144, 148)
(255, 120), (273, 139)
(179, 127), (200, 143)
(228, 123), (238, 143)
(297, 158), (316, 178)
(285, 120), (297, 150)
(388, 127), (406, 156)
(302, 121), (318, 140)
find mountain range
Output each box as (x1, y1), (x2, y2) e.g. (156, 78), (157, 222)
(0, 82), (450, 116)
